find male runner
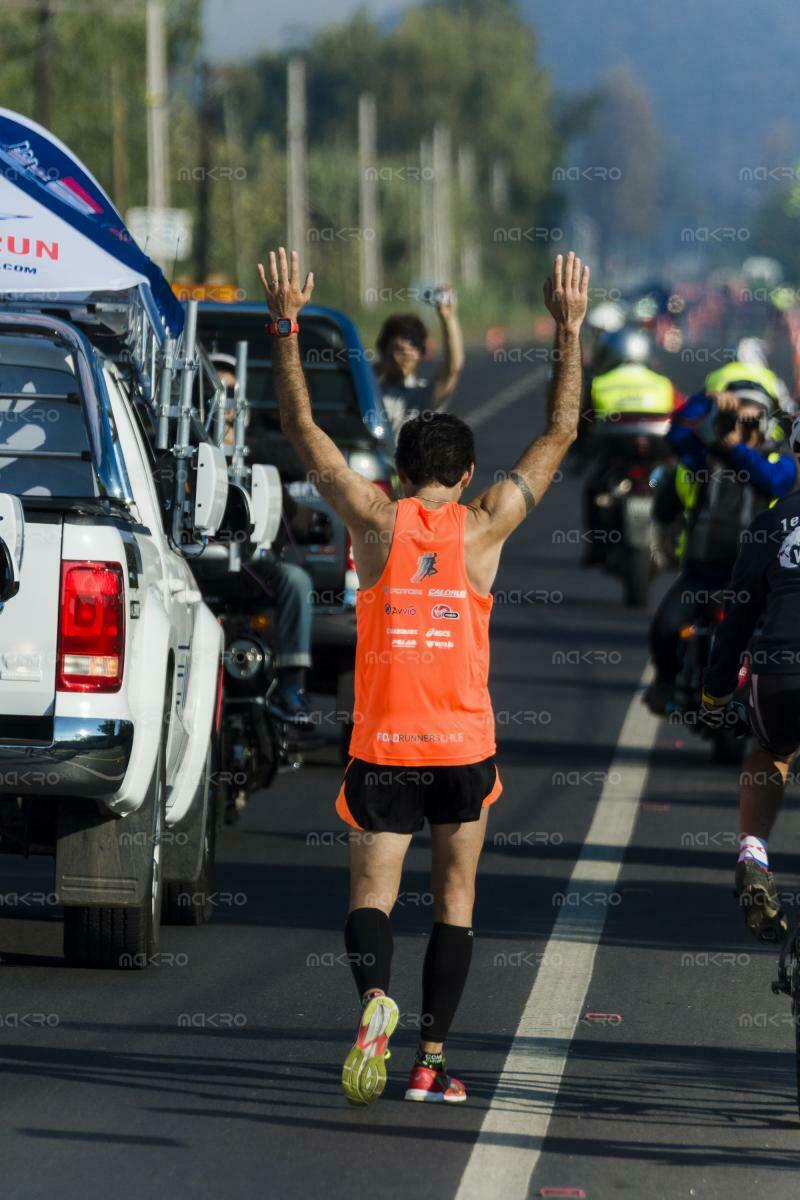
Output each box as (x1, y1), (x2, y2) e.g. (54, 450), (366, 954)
(259, 246), (590, 1106)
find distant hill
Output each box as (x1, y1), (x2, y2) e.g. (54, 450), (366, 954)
(522, 0), (800, 207)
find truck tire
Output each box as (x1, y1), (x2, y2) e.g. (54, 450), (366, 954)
(62, 736), (166, 969)
(163, 747), (217, 926)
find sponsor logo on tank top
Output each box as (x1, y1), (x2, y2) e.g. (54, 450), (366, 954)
(383, 586), (422, 595)
(411, 552), (438, 582)
(385, 603), (417, 616)
(386, 627), (418, 635)
(431, 603), (459, 620)
(376, 731), (465, 744)
(429, 588), (466, 598)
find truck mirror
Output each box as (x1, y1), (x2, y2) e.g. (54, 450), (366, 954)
(250, 464), (282, 549)
(193, 442), (229, 536)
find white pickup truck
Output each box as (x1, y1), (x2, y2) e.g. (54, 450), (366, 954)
(0, 308), (223, 967)
(0, 107), (285, 967)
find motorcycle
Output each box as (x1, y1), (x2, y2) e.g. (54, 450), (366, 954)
(217, 603), (301, 824)
(587, 414), (671, 606)
(191, 545), (300, 825)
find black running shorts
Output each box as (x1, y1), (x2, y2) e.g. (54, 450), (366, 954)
(335, 756), (502, 834)
(748, 673), (800, 760)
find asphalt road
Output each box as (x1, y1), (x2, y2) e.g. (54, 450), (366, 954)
(2, 331), (800, 1198)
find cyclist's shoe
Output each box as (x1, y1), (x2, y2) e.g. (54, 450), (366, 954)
(643, 680), (675, 715)
(735, 859), (789, 942)
(341, 993), (399, 1107)
(404, 1065), (467, 1104)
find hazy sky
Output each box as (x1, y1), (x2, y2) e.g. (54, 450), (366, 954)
(203, 0), (416, 59)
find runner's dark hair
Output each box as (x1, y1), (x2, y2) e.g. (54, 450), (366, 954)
(395, 412), (475, 488)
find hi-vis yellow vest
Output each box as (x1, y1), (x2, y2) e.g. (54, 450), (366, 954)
(704, 361), (781, 400)
(591, 363), (674, 419)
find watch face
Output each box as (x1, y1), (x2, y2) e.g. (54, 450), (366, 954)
(276, 318), (293, 335)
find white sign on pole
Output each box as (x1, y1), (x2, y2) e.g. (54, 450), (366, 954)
(127, 207), (193, 262)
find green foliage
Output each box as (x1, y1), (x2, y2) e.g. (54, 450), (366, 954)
(0, 2), (202, 211)
(220, 0), (561, 310)
(0, 0), (561, 328)
(751, 178), (800, 280)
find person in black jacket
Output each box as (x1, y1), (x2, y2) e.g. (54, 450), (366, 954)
(702, 419), (800, 940)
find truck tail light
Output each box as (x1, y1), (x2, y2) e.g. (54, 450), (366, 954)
(57, 561), (125, 692)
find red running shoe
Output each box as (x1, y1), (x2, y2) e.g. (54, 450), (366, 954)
(404, 1064), (467, 1103)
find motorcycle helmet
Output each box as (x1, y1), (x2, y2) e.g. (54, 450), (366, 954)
(594, 326), (652, 374)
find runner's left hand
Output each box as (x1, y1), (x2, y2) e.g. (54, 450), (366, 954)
(258, 248), (314, 320)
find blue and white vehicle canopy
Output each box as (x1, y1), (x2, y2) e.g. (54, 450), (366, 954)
(0, 108), (183, 337)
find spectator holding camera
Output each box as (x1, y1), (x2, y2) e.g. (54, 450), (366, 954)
(375, 286), (465, 440)
(644, 364), (797, 715)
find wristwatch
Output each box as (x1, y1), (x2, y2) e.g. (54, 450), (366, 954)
(265, 318), (299, 337)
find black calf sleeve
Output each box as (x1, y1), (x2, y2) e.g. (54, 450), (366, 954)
(344, 907), (393, 998)
(421, 922), (474, 1043)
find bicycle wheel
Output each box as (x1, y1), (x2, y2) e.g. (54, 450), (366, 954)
(791, 934), (800, 1120)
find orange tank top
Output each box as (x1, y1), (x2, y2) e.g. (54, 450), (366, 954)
(349, 497), (495, 766)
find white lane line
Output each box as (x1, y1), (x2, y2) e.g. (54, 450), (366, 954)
(461, 367), (547, 430)
(456, 664), (660, 1200)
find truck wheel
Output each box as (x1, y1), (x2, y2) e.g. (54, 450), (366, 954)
(163, 748), (217, 926)
(623, 547), (650, 608)
(63, 737), (166, 969)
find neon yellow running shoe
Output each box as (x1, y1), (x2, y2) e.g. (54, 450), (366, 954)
(341, 993), (399, 1106)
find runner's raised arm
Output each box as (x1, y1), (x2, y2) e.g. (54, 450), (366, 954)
(470, 251), (589, 541)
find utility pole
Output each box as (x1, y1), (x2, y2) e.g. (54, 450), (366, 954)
(195, 61), (212, 282)
(146, 0), (170, 211)
(286, 58), (308, 253)
(491, 160), (509, 214)
(33, 1), (54, 130)
(419, 136), (435, 283)
(222, 93), (248, 290)
(457, 144), (482, 289)
(432, 122), (452, 285)
(109, 59), (129, 213)
(358, 93), (380, 308)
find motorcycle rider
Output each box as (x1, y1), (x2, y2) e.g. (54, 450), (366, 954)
(700, 412), (800, 941)
(644, 362), (797, 715)
(582, 326), (678, 563)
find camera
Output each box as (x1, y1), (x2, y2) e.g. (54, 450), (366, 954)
(713, 402), (738, 438)
(421, 286), (454, 308)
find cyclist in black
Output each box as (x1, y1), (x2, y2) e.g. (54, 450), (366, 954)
(702, 415), (800, 941)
